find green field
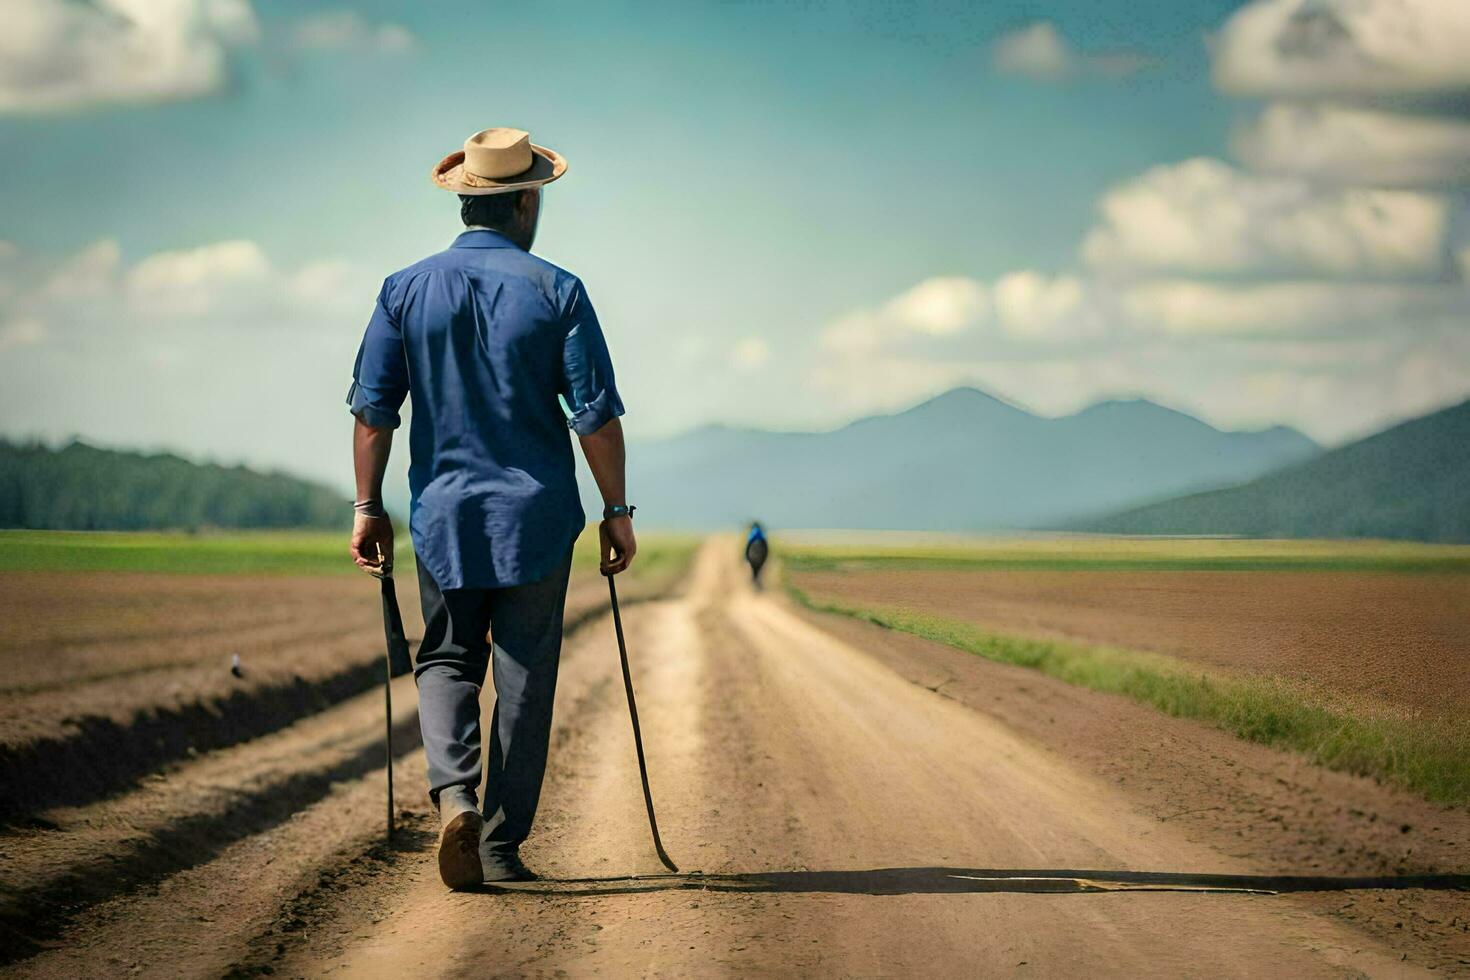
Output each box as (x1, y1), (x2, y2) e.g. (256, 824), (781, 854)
(781, 533), (1470, 574)
(0, 527), (700, 580)
(783, 535), (1470, 805)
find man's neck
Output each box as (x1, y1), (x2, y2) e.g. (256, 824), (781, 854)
(463, 224), (533, 250)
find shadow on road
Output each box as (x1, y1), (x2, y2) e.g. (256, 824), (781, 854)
(482, 866), (1470, 898)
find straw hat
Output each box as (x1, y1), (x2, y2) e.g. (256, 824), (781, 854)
(430, 128), (567, 196)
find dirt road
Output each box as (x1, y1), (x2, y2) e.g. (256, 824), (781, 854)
(264, 542), (1450, 978)
(6, 540), (1463, 977)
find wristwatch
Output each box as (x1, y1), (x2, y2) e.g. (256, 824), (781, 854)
(602, 504), (636, 521)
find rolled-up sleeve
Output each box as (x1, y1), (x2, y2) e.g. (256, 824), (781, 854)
(346, 279), (409, 429)
(559, 279), (624, 436)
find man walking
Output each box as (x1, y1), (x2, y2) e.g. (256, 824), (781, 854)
(745, 521), (768, 588)
(346, 127), (636, 889)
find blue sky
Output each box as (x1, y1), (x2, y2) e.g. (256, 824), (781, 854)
(2, 0), (1467, 495)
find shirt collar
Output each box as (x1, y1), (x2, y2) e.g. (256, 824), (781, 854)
(452, 228), (521, 250)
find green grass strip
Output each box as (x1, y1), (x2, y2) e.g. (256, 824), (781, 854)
(783, 553), (1470, 575)
(0, 528), (702, 579)
(787, 580), (1470, 806)
(582, 533), (702, 595)
(0, 530), (365, 575)
(781, 536), (1470, 575)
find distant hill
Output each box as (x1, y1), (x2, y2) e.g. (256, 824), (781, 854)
(1073, 399), (1470, 542)
(0, 440), (350, 531)
(594, 387), (1319, 530)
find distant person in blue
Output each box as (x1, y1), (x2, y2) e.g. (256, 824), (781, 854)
(346, 127), (637, 890)
(746, 521), (769, 588)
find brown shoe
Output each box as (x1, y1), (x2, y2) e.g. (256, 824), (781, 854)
(438, 811), (484, 890)
(436, 789), (484, 890)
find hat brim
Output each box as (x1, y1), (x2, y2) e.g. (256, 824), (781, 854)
(430, 143), (567, 195)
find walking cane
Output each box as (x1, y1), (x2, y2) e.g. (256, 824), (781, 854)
(373, 545), (414, 842)
(606, 572), (680, 873)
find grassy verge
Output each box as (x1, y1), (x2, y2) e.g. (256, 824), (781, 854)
(786, 578), (1470, 806)
(0, 530), (363, 575)
(782, 536), (1470, 574)
(1, 527), (702, 580)
(574, 532), (702, 596)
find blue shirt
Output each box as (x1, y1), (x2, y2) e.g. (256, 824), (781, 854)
(347, 229), (623, 590)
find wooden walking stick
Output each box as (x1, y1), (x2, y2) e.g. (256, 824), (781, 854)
(373, 544), (413, 841)
(606, 572), (679, 873)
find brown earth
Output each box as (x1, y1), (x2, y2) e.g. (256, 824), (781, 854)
(0, 572), (392, 746)
(0, 572), (385, 694)
(790, 567), (1470, 720)
(0, 568), (641, 818)
(0, 557), (680, 968)
(269, 543), (1467, 977)
(798, 606), (1470, 969)
(4, 543), (1467, 977)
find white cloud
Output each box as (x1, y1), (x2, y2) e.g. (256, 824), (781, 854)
(807, 319), (1470, 444)
(290, 11), (417, 54)
(126, 240), (272, 316)
(0, 238), (380, 499)
(819, 312), (878, 356)
(290, 259), (369, 315)
(0, 317), (47, 352)
(992, 21), (1149, 83)
(808, 353), (980, 420)
(1, 238), (366, 339)
(992, 22), (1071, 82)
(992, 272), (1100, 341)
(882, 277), (989, 336)
(823, 265), (1468, 352)
(807, 1), (1470, 442)
(1221, 331), (1470, 441)
(0, 0), (260, 113)
(1212, 0), (1470, 99)
(730, 336), (771, 372)
(820, 276), (988, 354)
(1234, 102), (1470, 187)
(1082, 158), (1452, 280)
(44, 239), (121, 300)
(1119, 278), (1464, 335)
(1212, 2), (1470, 196)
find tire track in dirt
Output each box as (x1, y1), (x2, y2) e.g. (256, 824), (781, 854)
(287, 541), (1429, 978)
(0, 578), (670, 978)
(0, 576), (645, 822)
(0, 672), (421, 965)
(0, 653), (391, 820)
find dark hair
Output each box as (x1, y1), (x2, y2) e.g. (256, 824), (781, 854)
(460, 190), (530, 229)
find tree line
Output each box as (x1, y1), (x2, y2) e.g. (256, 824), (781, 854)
(0, 440), (350, 531)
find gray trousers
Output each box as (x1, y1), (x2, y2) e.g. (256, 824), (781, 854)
(414, 551), (572, 854)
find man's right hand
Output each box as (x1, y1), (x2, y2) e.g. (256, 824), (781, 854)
(351, 513), (394, 576)
(599, 516), (636, 576)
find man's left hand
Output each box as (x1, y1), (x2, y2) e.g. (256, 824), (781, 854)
(599, 516), (636, 576)
(351, 513), (394, 575)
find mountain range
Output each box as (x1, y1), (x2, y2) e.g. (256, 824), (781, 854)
(12, 390), (1461, 541)
(594, 387), (1320, 531)
(1074, 398), (1470, 543)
